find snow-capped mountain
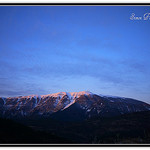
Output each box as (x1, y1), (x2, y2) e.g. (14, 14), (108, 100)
(0, 91), (150, 121)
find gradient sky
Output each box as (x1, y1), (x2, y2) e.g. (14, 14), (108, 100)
(0, 6), (150, 103)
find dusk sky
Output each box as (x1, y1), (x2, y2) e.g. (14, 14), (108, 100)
(0, 6), (150, 103)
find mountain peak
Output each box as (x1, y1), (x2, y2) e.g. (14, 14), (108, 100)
(42, 92), (66, 98)
(70, 91), (93, 97)
(40, 91), (93, 99)
(71, 91), (93, 95)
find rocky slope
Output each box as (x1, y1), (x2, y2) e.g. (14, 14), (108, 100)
(0, 91), (149, 120)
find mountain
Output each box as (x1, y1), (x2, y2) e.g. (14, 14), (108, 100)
(0, 91), (150, 121)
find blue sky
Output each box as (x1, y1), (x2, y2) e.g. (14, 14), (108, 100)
(0, 6), (150, 103)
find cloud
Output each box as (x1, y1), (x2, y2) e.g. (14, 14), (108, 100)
(120, 59), (150, 75)
(0, 39), (149, 100)
(0, 77), (47, 97)
(77, 38), (102, 49)
(76, 37), (121, 52)
(1, 44), (149, 99)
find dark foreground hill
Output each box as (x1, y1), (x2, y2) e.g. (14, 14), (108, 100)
(17, 110), (150, 144)
(0, 111), (150, 144)
(0, 117), (72, 144)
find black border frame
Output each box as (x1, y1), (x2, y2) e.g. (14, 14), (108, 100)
(0, 3), (150, 147)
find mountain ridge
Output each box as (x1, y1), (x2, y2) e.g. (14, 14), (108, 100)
(0, 91), (150, 121)
(0, 91), (141, 101)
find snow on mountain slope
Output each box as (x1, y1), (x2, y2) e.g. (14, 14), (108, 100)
(99, 94), (126, 99)
(0, 91), (149, 120)
(40, 91), (93, 99)
(70, 91), (93, 98)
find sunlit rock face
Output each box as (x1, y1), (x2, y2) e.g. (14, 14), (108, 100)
(0, 91), (150, 121)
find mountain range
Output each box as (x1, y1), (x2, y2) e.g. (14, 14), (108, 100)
(0, 91), (150, 121)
